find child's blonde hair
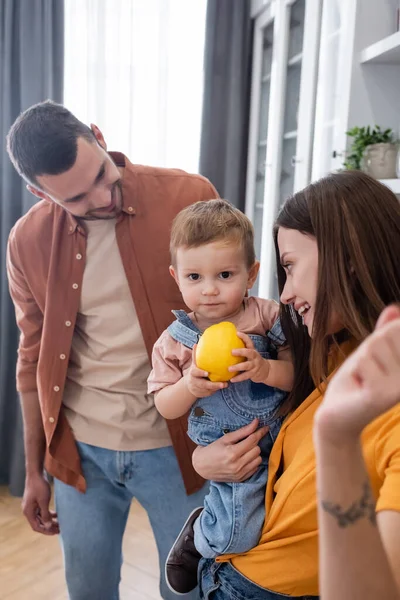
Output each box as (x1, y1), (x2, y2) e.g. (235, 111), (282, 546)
(170, 199), (256, 268)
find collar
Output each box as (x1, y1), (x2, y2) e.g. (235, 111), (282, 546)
(67, 151), (136, 235)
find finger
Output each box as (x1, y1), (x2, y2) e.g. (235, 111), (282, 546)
(203, 380), (228, 391)
(229, 359), (254, 372)
(231, 426), (269, 454)
(221, 419), (260, 444)
(230, 372), (253, 383)
(38, 500), (53, 529)
(24, 505), (55, 535)
(193, 344), (198, 367)
(236, 331), (254, 349)
(237, 456), (263, 482)
(25, 509), (44, 533)
(191, 365), (209, 378)
(375, 305), (400, 330)
(42, 522), (60, 535)
(231, 348), (254, 358)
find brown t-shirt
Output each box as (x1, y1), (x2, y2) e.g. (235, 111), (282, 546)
(7, 152), (218, 493)
(63, 217), (171, 451)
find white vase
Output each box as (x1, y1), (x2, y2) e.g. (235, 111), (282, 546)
(362, 143), (397, 179)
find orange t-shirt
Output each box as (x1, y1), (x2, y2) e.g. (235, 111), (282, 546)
(221, 342), (400, 596)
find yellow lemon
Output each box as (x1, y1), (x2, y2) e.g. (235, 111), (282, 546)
(196, 321), (246, 382)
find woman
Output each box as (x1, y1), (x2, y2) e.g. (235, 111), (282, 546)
(192, 170), (400, 599)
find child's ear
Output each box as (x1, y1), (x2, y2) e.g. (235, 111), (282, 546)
(247, 261), (260, 289)
(169, 265), (180, 289)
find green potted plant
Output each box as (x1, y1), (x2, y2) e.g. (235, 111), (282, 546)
(344, 125), (398, 179)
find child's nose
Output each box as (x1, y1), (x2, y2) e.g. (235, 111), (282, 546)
(202, 283), (219, 295)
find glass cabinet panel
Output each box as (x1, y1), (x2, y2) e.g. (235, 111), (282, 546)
(253, 21), (275, 283)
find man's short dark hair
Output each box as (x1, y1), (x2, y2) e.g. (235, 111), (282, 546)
(6, 100), (96, 187)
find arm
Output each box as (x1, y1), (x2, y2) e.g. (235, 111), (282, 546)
(7, 234), (58, 535)
(155, 376), (197, 419)
(314, 432), (399, 600)
(21, 390), (46, 477)
(154, 346), (227, 419)
(230, 333), (294, 391)
(314, 305), (400, 600)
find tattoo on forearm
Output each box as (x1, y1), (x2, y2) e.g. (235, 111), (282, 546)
(321, 481), (376, 528)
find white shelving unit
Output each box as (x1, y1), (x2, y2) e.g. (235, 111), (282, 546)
(246, 0), (400, 299)
(360, 31), (400, 64)
(245, 0), (322, 299)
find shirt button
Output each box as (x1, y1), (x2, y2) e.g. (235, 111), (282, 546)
(49, 417), (55, 423)
(54, 386), (60, 392)
(76, 253), (82, 260)
(72, 283), (79, 289)
(127, 206), (134, 212)
(65, 320), (72, 327)
(60, 354), (66, 360)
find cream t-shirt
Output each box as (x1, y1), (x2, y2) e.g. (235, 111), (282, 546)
(63, 218), (171, 451)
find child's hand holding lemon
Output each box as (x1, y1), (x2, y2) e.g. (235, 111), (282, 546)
(196, 322), (270, 385)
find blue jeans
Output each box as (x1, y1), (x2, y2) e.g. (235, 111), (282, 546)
(198, 560), (319, 600)
(168, 311), (286, 557)
(54, 442), (208, 600)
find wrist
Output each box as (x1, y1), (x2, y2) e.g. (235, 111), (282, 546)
(25, 469), (45, 482)
(314, 407), (363, 448)
(182, 373), (197, 400)
(261, 359), (271, 384)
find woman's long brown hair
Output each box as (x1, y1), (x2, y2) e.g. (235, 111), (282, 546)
(274, 170), (400, 413)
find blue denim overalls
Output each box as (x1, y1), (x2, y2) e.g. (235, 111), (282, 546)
(167, 310), (287, 557)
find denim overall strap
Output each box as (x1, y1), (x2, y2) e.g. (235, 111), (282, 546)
(167, 310), (201, 350)
(267, 317), (285, 348)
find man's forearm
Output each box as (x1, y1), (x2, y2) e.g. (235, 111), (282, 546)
(20, 391), (46, 477)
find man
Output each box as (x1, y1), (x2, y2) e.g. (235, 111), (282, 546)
(6, 101), (216, 600)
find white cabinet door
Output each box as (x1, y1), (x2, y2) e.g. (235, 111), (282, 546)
(258, 0), (322, 300)
(311, 0), (357, 180)
(245, 2), (277, 293)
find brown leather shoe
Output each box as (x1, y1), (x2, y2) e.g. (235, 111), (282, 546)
(165, 507), (203, 595)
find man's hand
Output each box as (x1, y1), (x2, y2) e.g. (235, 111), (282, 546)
(229, 332), (270, 384)
(22, 474), (59, 535)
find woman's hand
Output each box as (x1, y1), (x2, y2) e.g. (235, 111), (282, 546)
(315, 305), (400, 444)
(192, 419), (269, 482)
(229, 332), (270, 384)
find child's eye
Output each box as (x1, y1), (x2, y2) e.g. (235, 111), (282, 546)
(219, 271), (232, 279)
(282, 263), (293, 273)
(188, 273), (200, 281)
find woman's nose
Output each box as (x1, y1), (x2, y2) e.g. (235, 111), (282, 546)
(280, 281), (293, 305)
